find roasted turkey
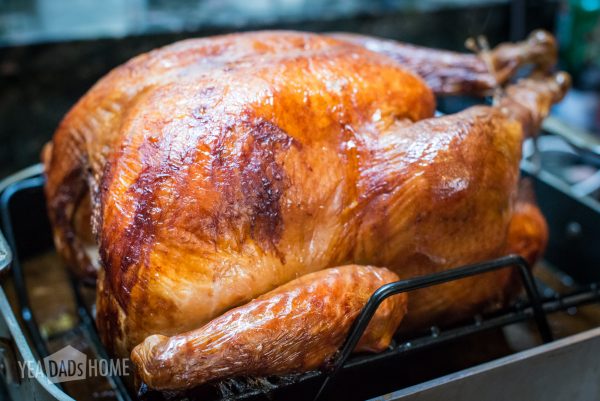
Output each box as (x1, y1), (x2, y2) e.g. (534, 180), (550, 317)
(42, 30), (569, 391)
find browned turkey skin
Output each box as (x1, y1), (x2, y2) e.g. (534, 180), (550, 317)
(42, 30), (568, 390)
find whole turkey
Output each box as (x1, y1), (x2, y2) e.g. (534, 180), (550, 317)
(42, 30), (569, 390)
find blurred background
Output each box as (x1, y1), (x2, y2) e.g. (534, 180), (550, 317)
(0, 0), (599, 177)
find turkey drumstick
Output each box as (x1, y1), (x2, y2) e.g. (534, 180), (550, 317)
(333, 30), (557, 96)
(131, 265), (407, 390)
(367, 72), (567, 331)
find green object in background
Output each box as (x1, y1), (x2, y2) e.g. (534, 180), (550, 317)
(557, 0), (600, 80)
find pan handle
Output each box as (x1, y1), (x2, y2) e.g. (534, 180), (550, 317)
(0, 164), (45, 279)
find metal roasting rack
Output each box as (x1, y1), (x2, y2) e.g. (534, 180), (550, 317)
(1, 166), (600, 401)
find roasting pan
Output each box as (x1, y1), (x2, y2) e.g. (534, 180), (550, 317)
(371, 326), (600, 401)
(1, 137), (600, 401)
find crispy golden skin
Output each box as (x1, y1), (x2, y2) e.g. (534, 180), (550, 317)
(42, 30), (569, 390)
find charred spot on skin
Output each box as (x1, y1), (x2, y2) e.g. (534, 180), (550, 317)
(239, 118), (295, 258)
(104, 139), (172, 309)
(208, 114), (296, 258)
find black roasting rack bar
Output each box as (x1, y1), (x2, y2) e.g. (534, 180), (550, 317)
(1, 172), (600, 401)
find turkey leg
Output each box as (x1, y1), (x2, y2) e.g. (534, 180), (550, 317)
(131, 265), (407, 390)
(372, 73), (567, 331)
(333, 30), (558, 96)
